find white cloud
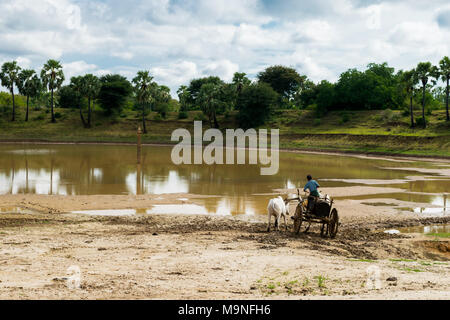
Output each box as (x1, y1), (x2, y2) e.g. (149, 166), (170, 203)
(1, 0), (449, 96)
(62, 60), (98, 80)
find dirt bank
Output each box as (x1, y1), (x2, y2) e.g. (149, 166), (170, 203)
(0, 191), (449, 300)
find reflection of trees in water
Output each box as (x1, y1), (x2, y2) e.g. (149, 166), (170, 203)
(0, 145), (136, 195)
(0, 145), (448, 215)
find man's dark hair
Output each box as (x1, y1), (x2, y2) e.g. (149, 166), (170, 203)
(307, 175), (312, 181)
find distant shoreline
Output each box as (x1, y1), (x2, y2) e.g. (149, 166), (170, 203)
(1, 139), (449, 161)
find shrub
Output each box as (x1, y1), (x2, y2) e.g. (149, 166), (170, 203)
(415, 117), (426, 127)
(153, 113), (163, 122)
(313, 119), (321, 126)
(339, 111), (350, 124)
(54, 112), (62, 119)
(237, 82), (278, 128)
(178, 111), (188, 119)
(58, 85), (82, 109)
(193, 113), (207, 121)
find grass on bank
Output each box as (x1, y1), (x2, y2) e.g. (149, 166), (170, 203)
(0, 107), (449, 157)
(426, 232), (450, 238)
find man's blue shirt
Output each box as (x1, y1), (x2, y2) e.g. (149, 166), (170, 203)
(304, 180), (320, 193)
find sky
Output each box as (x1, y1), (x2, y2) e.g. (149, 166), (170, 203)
(0, 0), (449, 97)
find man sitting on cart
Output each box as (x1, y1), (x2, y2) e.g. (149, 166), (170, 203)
(304, 175), (320, 197)
(304, 175), (320, 212)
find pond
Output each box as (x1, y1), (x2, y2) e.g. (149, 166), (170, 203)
(0, 144), (448, 216)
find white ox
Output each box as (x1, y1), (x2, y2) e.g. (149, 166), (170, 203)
(267, 196), (290, 232)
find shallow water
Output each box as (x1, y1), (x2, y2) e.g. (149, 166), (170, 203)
(0, 144), (448, 216)
(399, 224), (450, 234)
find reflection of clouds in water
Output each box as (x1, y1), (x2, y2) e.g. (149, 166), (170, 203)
(431, 194), (448, 207)
(214, 199), (233, 216)
(285, 179), (296, 190)
(93, 168), (103, 180)
(190, 172), (201, 181)
(149, 171), (189, 194)
(414, 207), (449, 216)
(423, 225), (449, 233)
(0, 169), (66, 195)
(415, 194), (448, 216)
(125, 172), (137, 194)
(147, 204), (209, 215)
(72, 209), (136, 216)
(72, 204), (233, 216)
(4, 149), (55, 155)
(126, 170), (189, 195)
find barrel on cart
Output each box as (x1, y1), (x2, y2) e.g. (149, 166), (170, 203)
(292, 190), (339, 238)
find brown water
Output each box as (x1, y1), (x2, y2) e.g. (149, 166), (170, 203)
(399, 224), (450, 235)
(0, 144), (448, 216)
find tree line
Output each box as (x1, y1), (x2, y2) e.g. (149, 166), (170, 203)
(1, 57), (449, 131)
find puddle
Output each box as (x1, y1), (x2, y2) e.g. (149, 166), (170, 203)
(399, 224), (449, 235)
(412, 207), (450, 216)
(71, 204), (232, 217)
(71, 209), (138, 217)
(0, 207), (39, 214)
(361, 202), (398, 207)
(394, 206), (449, 216)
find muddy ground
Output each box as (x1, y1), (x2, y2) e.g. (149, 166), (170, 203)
(0, 194), (449, 300)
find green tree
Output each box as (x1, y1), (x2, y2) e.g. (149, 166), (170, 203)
(237, 82), (278, 128)
(153, 85), (171, 118)
(98, 74), (132, 116)
(400, 69), (418, 128)
(187, 76), (224, 108)
(59, 85), (82, 108)
(198, 83), (222, 128)
(315, 80), (335, 117)
(177, 85), (190, 112)
(132, 71), (155, 133)
(257, 65), (303, 101)
(438, 56), (450, 121)
(69, 76), (88, 127)
(17, 69), (42, 121)
(333, 63), (401, 111)
(82, 74), (100, 127)
(232, 72), (251, 96)
(41, 60), (64, 123)
(365, 62), (402, 109)
(0, 61), (21, 121)
(415, 62), (438, 128)
(294, 78), (316, 109)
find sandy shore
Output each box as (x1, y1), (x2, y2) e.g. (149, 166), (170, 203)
(0, 186), (449, 300)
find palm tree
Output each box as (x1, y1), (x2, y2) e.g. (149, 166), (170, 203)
(17, 69), (42, 121)
(415, 62), (438, 128)
(438, 56), (450, 121)
(70, 76), (87, 127)
(132, 71), (155, 134)
(82, 74), (100, 128)
(0, 61), (21, 121)
(401, 69), (417, 128)
(177, 85), (190, 112)
(41, 60), (64, 123)
(198, 83), (221, 128)
(232, 72), (251, 96)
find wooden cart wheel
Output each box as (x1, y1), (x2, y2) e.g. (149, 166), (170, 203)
(328, 208), (339, 239)
(293, 204), (304, 235)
